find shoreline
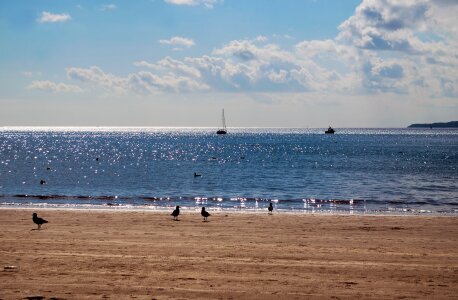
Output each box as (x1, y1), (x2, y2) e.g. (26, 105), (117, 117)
(1, 209), (457, 299)
(1, 204), (457, 217)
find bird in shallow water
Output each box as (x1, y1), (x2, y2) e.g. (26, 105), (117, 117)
(201, 207), (210, 221)
(268, 203), (273, 215)
(171, 206), (180, 221)
(32, 213), (48, 230)
(194, 172), (202, 177)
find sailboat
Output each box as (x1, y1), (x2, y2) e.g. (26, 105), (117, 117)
(216, 109), (227, 135)
(325, 126), (335, 134)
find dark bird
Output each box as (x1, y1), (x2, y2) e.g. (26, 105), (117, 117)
(268, 203), (273, 215)
(194, 172), (202, 177)
(32, 213), (48, 229)
(171, 206), (180, 221)
(201, 207), (210, 221)
(40, 180), (46, 185)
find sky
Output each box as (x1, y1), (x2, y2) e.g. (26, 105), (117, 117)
(1, 0), (457, 128)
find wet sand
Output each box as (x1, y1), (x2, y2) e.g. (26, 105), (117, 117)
(0, 209), (457, 299)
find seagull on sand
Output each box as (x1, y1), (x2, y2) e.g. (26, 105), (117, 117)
(32, 213), (48, 229)
(268, 203), (273, 215)
(201, 207), (210, 221)
(171, 206), (180, 221)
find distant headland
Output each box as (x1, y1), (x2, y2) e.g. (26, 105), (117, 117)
(408, 121), (458, 128)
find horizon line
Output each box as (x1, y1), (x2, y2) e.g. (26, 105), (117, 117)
(0, 125), (433, 130)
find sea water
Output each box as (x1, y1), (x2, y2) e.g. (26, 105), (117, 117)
(0, 127), (457, 214)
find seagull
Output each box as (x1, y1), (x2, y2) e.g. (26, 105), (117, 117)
(268, 203), (273, 215)
(201, 207), (210, 221)
(171, 206), (180, 221)
(32, 213), (48, 230)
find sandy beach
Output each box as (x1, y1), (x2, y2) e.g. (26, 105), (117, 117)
(0, 209), (457, 299)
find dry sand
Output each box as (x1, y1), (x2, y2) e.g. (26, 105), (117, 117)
(0, 209), (457, 299)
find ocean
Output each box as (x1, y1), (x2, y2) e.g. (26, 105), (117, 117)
(0, 127), (457, 214)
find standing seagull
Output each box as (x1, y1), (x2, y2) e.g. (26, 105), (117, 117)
(268, 203), (273, 215)
(32, 213), (48, 230)
(171, 206), (180, 221)
(201, 207), (210, 221)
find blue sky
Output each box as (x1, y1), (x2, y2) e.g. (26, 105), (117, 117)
(1, 0), (457, 127)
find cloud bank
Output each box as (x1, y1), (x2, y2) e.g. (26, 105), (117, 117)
(32, 0), (458, 98)
(27, 81), (82, 93)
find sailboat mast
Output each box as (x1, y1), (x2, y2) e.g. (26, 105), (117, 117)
(222, 109), (226, 129)
(216, 108), (227, 134)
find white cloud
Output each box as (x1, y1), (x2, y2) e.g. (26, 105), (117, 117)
(127, 71), (209, 93)
(213, 40), (258, 61)
(67, 66), (127, 94)
(27, 80), (82, 93)
(362, 59), (407, 93)
(213, 39), (295, 64)
(101, 4), (117, 11)
(134, 57), (201, 78)
(66, 65), (209, 94)
(332, 0), (458, 96)
(337, 0), (430, 53)
(159, 36), (195, 48)
(267, 70), (288, 84)
(22, 71), (43, 77)
(38, 11), (71, 23)
(255, 35), (268, 43)
(164, 0), (222, 9)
